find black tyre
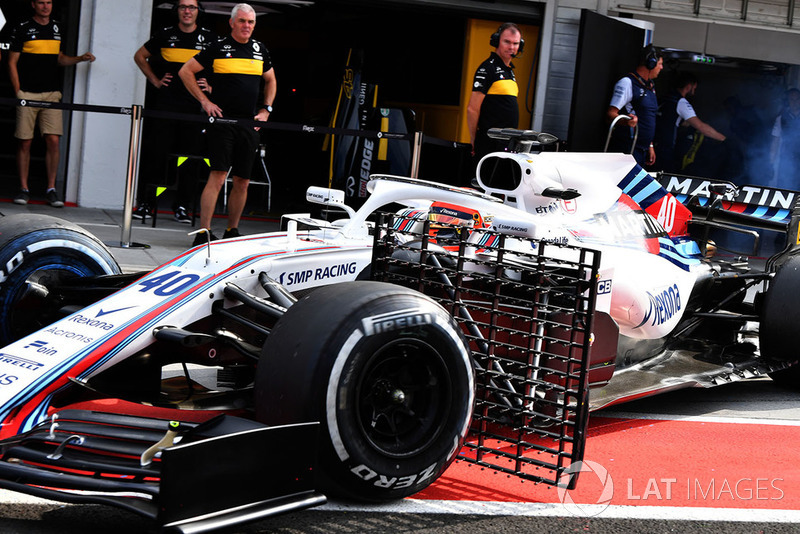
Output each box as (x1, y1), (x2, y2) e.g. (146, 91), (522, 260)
(255, 281), (474, 502)
(760, 255), (800, 362)
(0, 214), (121, 344)
(768, 364), (800, 389)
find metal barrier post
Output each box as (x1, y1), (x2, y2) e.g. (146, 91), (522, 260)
(603, 114), (638, 154)
(115, 104), (148, 249)
(410, 131), (423, 179)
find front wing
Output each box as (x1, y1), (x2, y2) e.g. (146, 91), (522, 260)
(0, 410), (324, 533)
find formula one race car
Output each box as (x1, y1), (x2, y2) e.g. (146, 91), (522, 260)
(0, 128), (798, 532)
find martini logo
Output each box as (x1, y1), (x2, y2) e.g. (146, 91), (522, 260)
(557, 460), (614, 516)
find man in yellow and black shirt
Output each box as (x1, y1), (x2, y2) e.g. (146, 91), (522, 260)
(467, 23), (523, 168)
(180, 2), (276, 245)
(132, 0), (216, 223)
(8, 0), (95, 207)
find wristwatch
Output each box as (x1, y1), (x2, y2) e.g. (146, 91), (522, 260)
(260, 104), (273, 113)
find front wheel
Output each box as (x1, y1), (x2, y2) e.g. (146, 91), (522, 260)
(0, 214), (121, 344)
(255, 281), (474, 502)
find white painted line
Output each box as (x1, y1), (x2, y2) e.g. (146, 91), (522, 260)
(320, 499), (800, 522)
(3, 490), (798, 523)
(593, 412), (800, 426)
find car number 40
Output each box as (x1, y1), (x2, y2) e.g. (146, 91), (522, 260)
(137, 270), (202, 297)
(656, 196), (677, 233)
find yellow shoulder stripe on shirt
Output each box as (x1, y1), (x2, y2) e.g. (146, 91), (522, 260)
(487, 79), (518, 97)
(161, 48), (200, 64)
(22, 40), (60, 55)
(212, 57), (263, 75)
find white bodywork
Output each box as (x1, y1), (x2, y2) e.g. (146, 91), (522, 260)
(0, 150), (707, 433)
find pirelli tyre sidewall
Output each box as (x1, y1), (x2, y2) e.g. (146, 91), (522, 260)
(760, 254), (800, 363)
(0, 214), (121, 344)
(255, 281), (474, 502)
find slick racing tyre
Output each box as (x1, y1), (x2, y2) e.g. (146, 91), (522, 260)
(760, 255), (800, 362)
(255, 281), (474, 502)
(767, 364), (800, 390)
(0, 214), (121, 345)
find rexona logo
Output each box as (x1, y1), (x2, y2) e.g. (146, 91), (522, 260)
(557, 460), (614, 516)
(68, 314), (114, 330)
(362, 308), (434, 335)
(638, 283), (681, 327)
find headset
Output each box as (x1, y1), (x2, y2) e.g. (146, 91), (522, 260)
(640, 44), (659, 70)
(490, 22), (525, 56)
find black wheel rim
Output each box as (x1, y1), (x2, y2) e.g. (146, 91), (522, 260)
(355, 338), (452, 458)
(1, 262), (86, 342)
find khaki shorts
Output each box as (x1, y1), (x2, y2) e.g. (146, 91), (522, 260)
(15, 91), (64, 139)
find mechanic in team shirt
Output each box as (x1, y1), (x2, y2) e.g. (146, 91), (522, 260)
(653, 71), (726, 173)
(8, 0), (95, 208)
(132, 0), (216, 224)
(180, 2), (276, 246)
(607, 44), (663, 167)
(467, 23), (523, 165)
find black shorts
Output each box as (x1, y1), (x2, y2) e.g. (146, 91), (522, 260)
(206, 123), (260, 180)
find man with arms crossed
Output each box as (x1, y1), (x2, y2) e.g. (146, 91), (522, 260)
(180, 3), (276, 245)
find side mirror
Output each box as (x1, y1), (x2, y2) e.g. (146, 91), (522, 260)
(306, 186), (356, 218)
(541, 187), (581, 200)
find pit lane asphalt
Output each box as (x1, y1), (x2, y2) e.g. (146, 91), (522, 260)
(0, 201), (798, 533)
(0, 200), (282, 273)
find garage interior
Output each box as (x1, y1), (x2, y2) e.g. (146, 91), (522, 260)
(0, 0), (797, 211)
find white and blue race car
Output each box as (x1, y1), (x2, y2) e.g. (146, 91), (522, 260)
(0, 129), (796, 533)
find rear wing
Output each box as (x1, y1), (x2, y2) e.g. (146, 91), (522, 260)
(657, 172), (798, 231)
(656, 172), (800, 260)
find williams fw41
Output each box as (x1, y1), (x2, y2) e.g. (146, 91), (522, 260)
(0, 129), (799, 532)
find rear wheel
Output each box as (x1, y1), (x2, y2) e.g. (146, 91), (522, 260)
(255, 281), (474, 502)
(760, 255), (800, 363)
(768, 364), (800, 389)
(0, 214), (121, 344)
